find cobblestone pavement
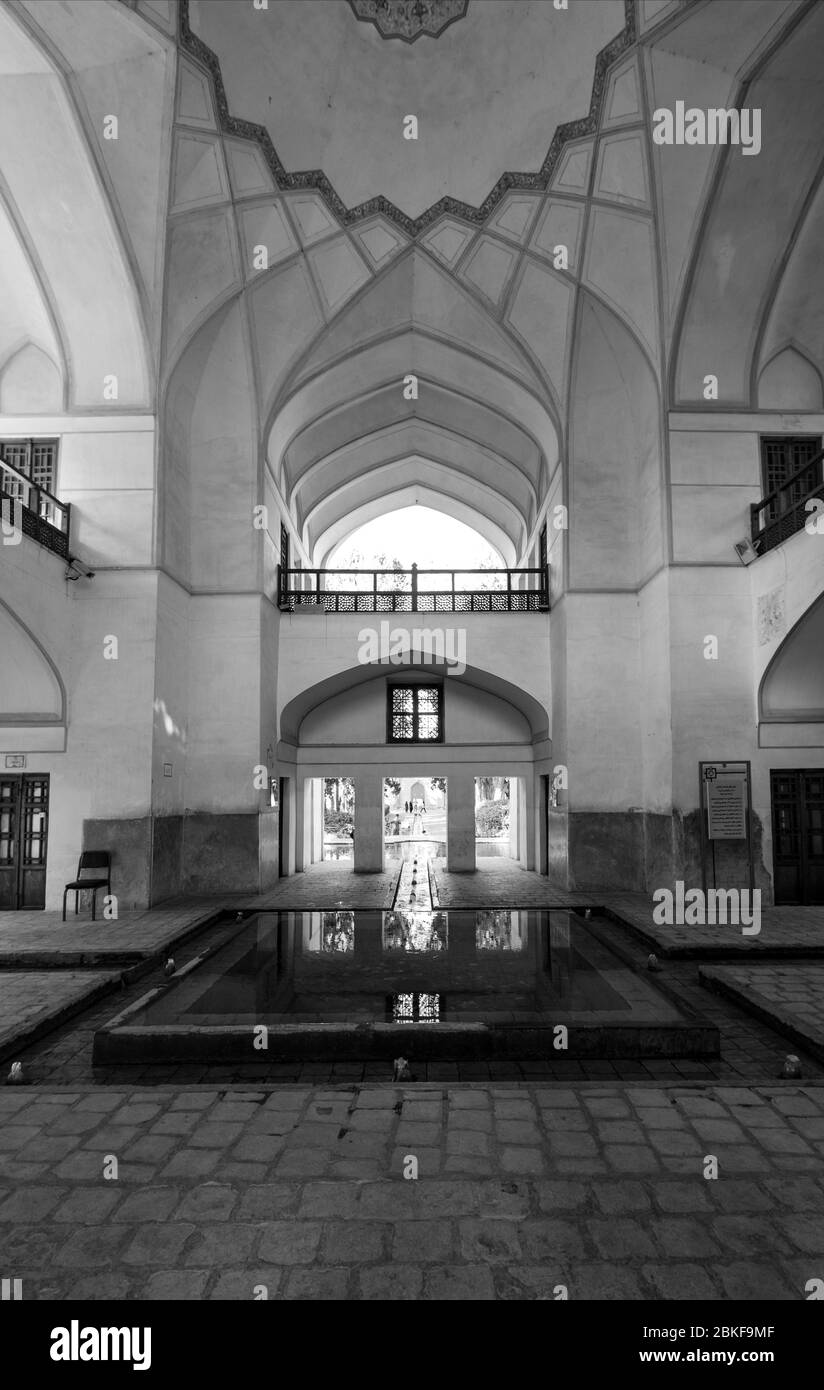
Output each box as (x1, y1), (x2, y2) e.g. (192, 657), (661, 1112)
(701, 963), (824, 1064)
(1, 1082), (822, 1301)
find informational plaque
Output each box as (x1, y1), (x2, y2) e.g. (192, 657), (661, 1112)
(705, 767), (748, 840)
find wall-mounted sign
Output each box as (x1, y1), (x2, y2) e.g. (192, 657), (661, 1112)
(699, 760), (754, 895)
(4, 754), (25, 769)
(704, 764), (748, 840)
(163, 763), (173, 778)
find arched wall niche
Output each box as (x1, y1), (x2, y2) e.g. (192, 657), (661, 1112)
(279, 657), (550, 751)
(0, 598), (66, 751)
(0, 341), (63, 414)
(757, 346), (824, 412)
(300, 672), (532, 750)
(759, 593), (824, 726)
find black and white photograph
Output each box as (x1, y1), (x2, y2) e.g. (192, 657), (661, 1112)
(0, 0), (823, 1354)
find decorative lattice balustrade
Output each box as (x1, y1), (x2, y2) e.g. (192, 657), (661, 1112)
(277, 564), (549, 614)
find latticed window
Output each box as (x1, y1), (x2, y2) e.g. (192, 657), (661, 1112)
(391, 992), (441, 1023)
(388, 684), (443, 742)
(760, 436), (821, 521)
(0, 438), (58, 497)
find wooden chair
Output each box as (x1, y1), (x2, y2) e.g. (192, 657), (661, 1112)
(62, 852), (111, 922)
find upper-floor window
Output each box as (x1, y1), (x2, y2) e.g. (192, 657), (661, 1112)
(760, 436), (822, 519)
(0, 438), (58, 496)
(387, 684), (443, 743)
(752, 434), (824, 554)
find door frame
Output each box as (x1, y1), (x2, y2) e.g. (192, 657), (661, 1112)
(0, 772), (50, 909)
(770, 767), (824, 905)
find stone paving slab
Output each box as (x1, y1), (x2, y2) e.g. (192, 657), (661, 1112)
(244, 862), (398, 909)
(701, 963), (824, 1065)
(0, 971), (121, 1064)
(3, 868), (820, 966)
(605, 894), (824, 958)
(432, 859), (588, 907)
(1, 1082), (823, 1300)
(0, 901), (223, 967)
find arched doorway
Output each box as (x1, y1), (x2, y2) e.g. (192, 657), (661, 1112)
(279, 653), (550, 877)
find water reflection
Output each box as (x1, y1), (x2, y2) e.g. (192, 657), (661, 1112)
(476, 908), (524, 952)
(306, 910), (355, 952)
(392, 992), (441, 1023)
(383, 910), (447, 952)
(136, 908), (672, 1025)
(385, 839), (446, 862)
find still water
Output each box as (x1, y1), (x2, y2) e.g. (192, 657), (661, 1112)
(126, 909), (682, 1026)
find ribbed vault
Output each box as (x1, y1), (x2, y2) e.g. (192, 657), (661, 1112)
(266, 247), (560, 564)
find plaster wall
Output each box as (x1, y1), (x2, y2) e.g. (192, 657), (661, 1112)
(184, 595), (262, 813)
(0, 532), (156, 908)
(151, 572), (189, 818)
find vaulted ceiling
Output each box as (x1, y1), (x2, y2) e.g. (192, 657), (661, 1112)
(189, 0), (625, 221)
(0, 0), (172, 411)
(3, 0), (824, 571)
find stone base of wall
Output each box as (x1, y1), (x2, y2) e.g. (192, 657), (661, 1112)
(80, 812), (280, 908)
(549, 809), (772, 897)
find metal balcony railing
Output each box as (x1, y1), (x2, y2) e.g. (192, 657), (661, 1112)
(277, 563), (550, 614)
(0, 454), (71, 559)
(751, 447), (824, 556)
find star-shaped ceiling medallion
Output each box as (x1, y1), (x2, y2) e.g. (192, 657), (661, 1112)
(348, 0), (469, 44)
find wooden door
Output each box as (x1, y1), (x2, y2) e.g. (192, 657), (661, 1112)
(0, 774), (49, 909)
(771, 769), (824, 905)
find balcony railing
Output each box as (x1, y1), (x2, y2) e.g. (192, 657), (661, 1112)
(751, 447), (824, 556)
(278, 563), (550, 614)
(0, 455), (71, 558)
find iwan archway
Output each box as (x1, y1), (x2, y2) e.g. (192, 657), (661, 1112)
(277, 656), (551, 877)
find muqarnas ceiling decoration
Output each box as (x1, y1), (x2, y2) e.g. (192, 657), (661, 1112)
(348, 0), (469, 43)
